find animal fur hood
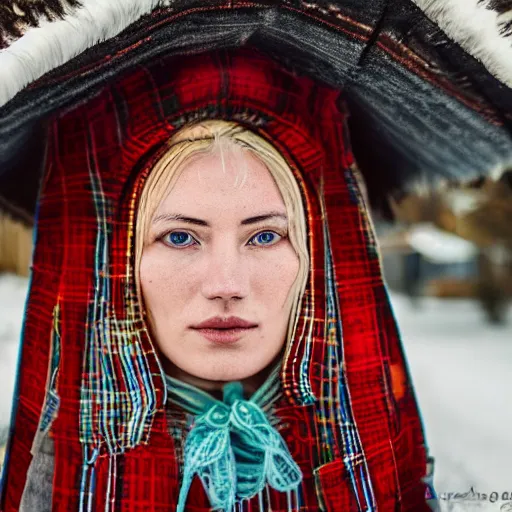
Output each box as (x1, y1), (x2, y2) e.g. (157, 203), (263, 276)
(0, 0), (511, 220)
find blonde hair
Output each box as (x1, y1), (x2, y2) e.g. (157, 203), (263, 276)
(135, 120), (309, 347)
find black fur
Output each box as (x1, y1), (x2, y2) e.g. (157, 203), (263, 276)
(0, 0), (81, 48)
(480, 0), (512, 36)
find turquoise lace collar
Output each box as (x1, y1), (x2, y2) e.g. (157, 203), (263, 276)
(164, 365), (303, 511)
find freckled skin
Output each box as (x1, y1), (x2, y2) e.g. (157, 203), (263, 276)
(140, 149), (299, 393)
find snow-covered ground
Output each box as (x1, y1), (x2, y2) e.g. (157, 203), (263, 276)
(393, 294), (512, 511)
(0, 272), (511, 510)
(0, 274), (30, 435)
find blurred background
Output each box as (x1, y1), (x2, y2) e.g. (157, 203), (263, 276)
(0, 174), (511, 510)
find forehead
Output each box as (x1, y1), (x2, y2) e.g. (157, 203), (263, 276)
(156, 148), (286, 218)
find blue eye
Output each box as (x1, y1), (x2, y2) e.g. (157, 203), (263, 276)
(164, 231), (196, 248)
(249, 231), (282, 246)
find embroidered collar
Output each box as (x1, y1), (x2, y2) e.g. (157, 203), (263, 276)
(164, 365), (302, 511)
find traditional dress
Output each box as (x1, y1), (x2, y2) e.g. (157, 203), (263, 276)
(2, 46), (437, 511)
(1, 1), (511, 511)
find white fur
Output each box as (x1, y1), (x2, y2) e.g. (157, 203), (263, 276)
(0, 0), (172, 108)
(0, 0), (511, 108)
(413, 0), (512, 88)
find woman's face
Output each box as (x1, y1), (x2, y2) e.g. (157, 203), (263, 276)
(140, 147), (300, 392)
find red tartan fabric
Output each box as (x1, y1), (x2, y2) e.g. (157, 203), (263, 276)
(1, 48), (430, 511)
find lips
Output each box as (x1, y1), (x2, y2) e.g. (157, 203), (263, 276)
(191, 316), (258, 344)
(191, 316), (258, 329)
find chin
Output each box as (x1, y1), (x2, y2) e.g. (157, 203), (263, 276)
(193, 363), (261, 383)
(161, 337), (284, 389)
(172, 352), (275, 389)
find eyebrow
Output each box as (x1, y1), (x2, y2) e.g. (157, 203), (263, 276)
(152, 211), (288, 227)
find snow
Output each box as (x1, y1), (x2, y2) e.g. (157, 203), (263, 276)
(0, 272), (511, 510)
(0, 274), (29, 431)
(392, 294), (512, 511)
(407, 223), (478, 264)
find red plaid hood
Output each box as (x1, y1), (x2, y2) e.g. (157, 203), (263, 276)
(1, 48), (431, 511)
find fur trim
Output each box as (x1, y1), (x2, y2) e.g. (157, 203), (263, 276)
(0, 1), (80, 46)
(0, 0), (172, 108)
(0, 0), (511, 109)
(413, 0), (512, 88)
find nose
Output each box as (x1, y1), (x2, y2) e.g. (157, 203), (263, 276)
(201, 244), (249, 302)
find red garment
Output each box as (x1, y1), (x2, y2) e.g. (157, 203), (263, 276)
(1, 48), (430, 511)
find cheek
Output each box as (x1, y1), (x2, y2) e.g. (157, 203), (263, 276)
(139, 248), (193, 311)
(254, 246), (300, 306)
(139, 250), (162, 301)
